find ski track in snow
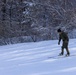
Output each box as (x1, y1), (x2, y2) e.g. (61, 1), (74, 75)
(0, 39), (76, 75)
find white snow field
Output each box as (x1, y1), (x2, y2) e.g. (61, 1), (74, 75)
(0, 39), (76, 75)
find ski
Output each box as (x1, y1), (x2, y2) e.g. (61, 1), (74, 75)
(48, 54), (76, 59)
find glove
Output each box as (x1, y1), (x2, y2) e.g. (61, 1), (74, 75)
(58, 42), (60, 45)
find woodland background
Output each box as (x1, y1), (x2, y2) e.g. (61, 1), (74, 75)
(0, 0), (76, 45)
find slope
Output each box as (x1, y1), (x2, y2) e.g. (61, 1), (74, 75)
(0, 39), (76, 75)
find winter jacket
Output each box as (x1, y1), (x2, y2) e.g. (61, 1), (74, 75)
(59, 31), (69, 43)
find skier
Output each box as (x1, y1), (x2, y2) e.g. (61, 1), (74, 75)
(57, 28), (70, 56)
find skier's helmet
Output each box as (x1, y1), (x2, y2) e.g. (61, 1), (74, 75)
(57, 28), (61, 32)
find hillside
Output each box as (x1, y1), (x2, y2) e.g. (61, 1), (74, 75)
(0, 39), (76, 75)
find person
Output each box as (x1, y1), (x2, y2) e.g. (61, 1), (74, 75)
(57, 28), (70, 56)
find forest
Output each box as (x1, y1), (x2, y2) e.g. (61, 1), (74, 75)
(0, 0), (76, 45)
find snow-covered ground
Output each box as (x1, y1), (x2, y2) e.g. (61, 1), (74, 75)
(0, 39), (76, 75)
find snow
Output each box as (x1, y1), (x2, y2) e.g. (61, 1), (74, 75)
(23, 1), (34, 6)
(0, 39), (76, 75)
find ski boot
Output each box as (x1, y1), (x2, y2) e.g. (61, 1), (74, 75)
(65, 53), (70, 57)
(58, 52), (63, 56)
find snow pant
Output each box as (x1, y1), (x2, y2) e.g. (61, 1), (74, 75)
(61, 41), (70, 55)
